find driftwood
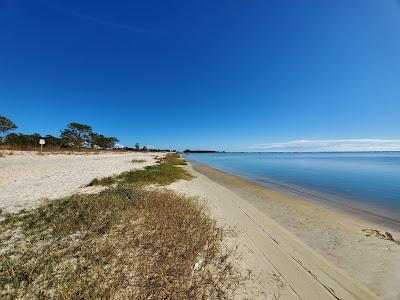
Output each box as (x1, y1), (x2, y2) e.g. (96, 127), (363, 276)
(362, 228), (400, 245)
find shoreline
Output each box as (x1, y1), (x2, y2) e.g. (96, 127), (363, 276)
(170, 162), (400, 299)
(187, 159), (400, 231)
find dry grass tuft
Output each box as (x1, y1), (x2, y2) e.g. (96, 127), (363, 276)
(131, 159), (146, 163)
(0, 151), (14, 157)
(0, 187), (240, 299)
(87, 176), (117, 186)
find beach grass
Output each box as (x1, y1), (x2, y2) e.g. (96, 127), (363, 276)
(0, 153), (240, 298)
(88, 153), (192, 187)
(0, 186), (238, 299)
(162, 153), (187, 165)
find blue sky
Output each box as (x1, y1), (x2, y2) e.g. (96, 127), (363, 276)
(1, 0), (400, 151)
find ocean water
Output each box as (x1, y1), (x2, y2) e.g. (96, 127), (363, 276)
(185, 152), (400, 223)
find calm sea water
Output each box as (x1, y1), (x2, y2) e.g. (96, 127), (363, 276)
(185, 152), (400, 223)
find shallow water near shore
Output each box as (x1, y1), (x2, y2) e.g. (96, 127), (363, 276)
(185, 152), (400, 225)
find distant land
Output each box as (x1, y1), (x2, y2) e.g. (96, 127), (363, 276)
(183, 150), (222, 153)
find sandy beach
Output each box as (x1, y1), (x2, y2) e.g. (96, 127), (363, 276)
(3, 1), (399, 298)
(0, 151), (162, 216)
(169, 163), (400, 299)
(1, 153), (399, 299)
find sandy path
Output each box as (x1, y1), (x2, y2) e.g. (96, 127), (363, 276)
(0, 152), (162, 215)
(169, 165), (378, 300)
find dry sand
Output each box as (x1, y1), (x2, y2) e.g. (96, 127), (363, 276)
(0, 151), (163, 216)
(169, 164), (400, 300)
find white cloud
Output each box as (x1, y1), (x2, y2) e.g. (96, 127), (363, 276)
(114, 143), (125, 149)
(250, 139), (400, 152)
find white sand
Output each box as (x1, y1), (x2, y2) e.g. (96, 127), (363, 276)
(0, 151), (162, 215)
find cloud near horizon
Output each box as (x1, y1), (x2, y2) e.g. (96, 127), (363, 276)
(249, 139), (400, 152)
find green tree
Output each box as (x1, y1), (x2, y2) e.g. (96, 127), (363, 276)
(4, 133), (19, 146)
(45, 135), (62, 147)
(4, 133), (41, 147)
(90, 133), (119, 149)
(141, 145), (148, 152)
(0, 115), (17, 141)
(105, 136), (119, 149)
(60, 123), (93, 148)
(134, 143), (140, 151)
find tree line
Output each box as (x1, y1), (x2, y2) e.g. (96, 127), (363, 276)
(0, 115), (119, 150)
(0, 115), (175, 152)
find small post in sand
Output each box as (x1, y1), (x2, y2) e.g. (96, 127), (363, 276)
(39, 139), (45, 154)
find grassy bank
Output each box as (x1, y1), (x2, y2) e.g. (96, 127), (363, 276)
(88, 153), (192, 187)
(0, 154), (239, 299)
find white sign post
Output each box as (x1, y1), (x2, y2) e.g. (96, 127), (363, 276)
(39, 139), (45, 153)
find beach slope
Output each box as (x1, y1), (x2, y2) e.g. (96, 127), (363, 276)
(169, 164), (381, 299)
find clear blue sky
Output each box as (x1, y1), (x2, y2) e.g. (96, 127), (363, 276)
(1, 0), (400, 151)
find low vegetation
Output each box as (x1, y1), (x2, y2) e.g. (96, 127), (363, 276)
(164, 153), (188, 165)
(0, 154), (241, 299)
(0, 187), (239, 299)
(89, 154), (192, 187)
(87, 176), (117, 186)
